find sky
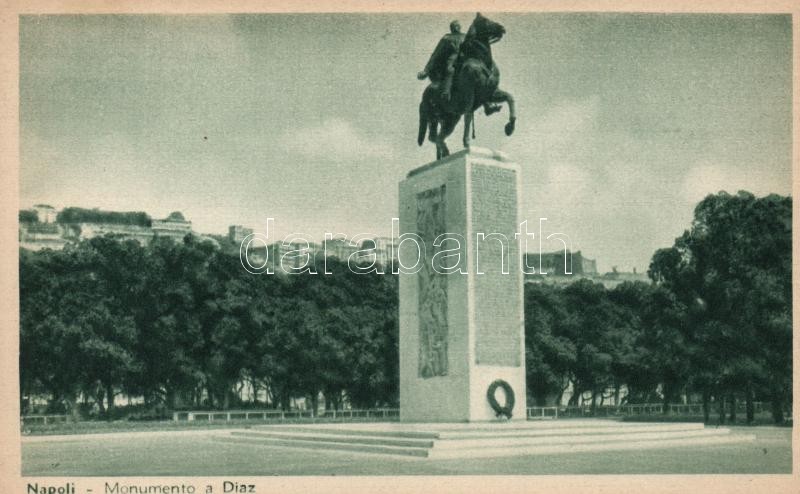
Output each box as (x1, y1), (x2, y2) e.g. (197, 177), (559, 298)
(19, 13), (792, 272)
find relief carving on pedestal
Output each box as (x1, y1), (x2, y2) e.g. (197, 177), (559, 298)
(416, 185), (448, 378)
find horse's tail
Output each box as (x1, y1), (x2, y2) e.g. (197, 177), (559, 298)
(418, 100), (427, 146)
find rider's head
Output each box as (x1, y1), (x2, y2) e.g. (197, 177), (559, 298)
(450, 20), (461, 34)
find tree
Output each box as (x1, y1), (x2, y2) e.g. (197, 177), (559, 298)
(560, 280), (621, 409)
(20, 249), (83, 415)
(524, 283), (575, 406)
(20, 241), (140, 417)
(80, 237), (149, 412)
(129, 237), (203, 408)
(56, 207), (151, 226)
(649, 191), (792, 424)
(19, 210), (38, 223)
(607, 281), (659, 405)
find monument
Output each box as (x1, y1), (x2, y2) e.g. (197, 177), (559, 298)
(398, 147), (526, 422)
(215, 13), (756, 459)
(402, 13), (524, 423)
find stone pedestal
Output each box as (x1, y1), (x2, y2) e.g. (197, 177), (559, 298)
(399, 147), (526, 422)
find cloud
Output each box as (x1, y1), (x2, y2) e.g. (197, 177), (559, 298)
(682, 162), (791, 204)
(502, 97), (702, 272)
(277, 118), (395, 162)
(504, 96), (601, 166)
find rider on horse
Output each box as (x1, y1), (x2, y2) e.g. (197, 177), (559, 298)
(417, 20), (501, 116)
(417, 13), (516, 159)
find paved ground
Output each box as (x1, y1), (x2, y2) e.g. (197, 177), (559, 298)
(22, 425), (791, 476)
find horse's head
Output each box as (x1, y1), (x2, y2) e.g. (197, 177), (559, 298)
(467, 13), (505, 44)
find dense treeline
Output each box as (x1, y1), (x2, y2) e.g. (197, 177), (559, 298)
(56, 207), (152, 227)
(20, 235), (398, 416)
(653, 192), (792, 423)
(19, 192), (791, 424)
(19, 210), (38, 223)
(526, 192), (792, 424)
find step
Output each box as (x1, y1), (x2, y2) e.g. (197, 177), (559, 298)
(252, 425), (439, 440)
(219, 421), (754, 460)
(213, 434), (430, 457)
(433, 420), (700, 430)
(229, 430), (435, 448)
(441, 420), (702, 430)
(429, 433), (757, 459)
(433, 427), (730, 450)
(438, 422), (705, 439)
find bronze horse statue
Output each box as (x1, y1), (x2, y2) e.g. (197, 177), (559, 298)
(417, 13), (516, 159)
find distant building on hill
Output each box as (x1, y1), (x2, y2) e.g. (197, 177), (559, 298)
(371, 236), (398, 267)
(33, 204), (57, 224)
(18, 222), (69, 251)
(323, 237), (360, 262)
(321, 237), (398, 268)
(76, 222), (154, 245)
(241, 236), (400, 273)
(228, 225), (254, 244)
(18, 207), (209, 251)
(525, 250), (597, 276)
(276, 240), (322, 270)
(597, 268), (650, 288)
(524, 251), (649, 289)
(151, 212), (192, 241)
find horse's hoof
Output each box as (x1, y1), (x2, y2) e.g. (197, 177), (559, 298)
(505, 119), (516, 136)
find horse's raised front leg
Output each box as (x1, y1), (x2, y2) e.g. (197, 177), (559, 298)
(491, 89), (516, 136)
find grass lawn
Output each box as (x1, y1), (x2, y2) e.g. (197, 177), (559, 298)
(621, 412), (792, 427)
(24, 412), (790, 436)
(21, 424), (791, 476)
(22, 416), (397, 436)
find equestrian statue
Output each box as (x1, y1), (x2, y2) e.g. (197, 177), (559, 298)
(417, 13), (516, 159)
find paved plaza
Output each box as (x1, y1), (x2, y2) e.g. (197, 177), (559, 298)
(22, 424), (791, 476)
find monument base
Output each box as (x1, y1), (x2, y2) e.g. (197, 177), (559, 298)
(399, 147), (527, 423)
(215, 420), (755, 459)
